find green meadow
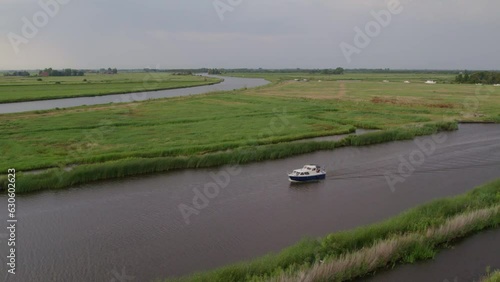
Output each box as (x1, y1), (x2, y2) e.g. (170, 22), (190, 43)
(0, 73), (221, 103)
(227, 71), (458, 83)
(5, 122), (457, 193)
(0, 72), (499, 191)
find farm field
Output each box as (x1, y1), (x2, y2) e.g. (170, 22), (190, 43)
(240, 74), (500, 121)
(226, 71), (458, 83)
(0, 72), (221, 103)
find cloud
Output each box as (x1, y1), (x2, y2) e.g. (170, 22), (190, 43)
(0, 0), (499, 69)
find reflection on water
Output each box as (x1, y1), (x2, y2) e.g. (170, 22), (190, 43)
(289, 181), (324, 190)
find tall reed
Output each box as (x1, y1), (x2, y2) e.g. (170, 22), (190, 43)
(165, 179), (499, 282)
(2, 121), (458, 193)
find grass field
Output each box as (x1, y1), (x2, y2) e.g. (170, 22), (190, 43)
(236, 72), (500, 122)
(0, 73), (221, 103)
(227, 72), (458, 83)
(165, 179), (500, 282)
(0, 72), (499, 190)
(3, 122), (457, 193)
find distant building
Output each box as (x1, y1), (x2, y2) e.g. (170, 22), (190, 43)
(425, 80), (437, 84)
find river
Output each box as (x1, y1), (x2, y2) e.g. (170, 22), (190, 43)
(0, 75), (269, 114)
(0, 124), (498, 281)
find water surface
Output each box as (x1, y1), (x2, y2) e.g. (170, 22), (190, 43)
(361, 228), (500, 282)
(0, 75), (269, 114)
(0, 124), (498, 281)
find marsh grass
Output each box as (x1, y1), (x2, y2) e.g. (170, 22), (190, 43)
(3, 72), (498, 174)
(481, 270), (500, 282)
(2, 71), (497, 189)
(347, 121), (458, 146)
(163, 179), (500, 282)
(0, 73), (221, 103)
(1, 121), (457, 193)
(274, 206), (499, 282)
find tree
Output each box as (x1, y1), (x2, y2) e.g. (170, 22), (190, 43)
(4, 71), (29, 76)
(455, 71), (500, 84)
(208, 68), (222, 75)
(464, 72), (470, 82)
(37, 68), (84, 77)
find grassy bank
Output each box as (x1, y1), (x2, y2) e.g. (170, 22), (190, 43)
(164, 179), (500, 282)
(2, 76), (484, 173)
(1, 72), (498, 190)
(0, 73), (221, 103)
(482, 270), (500, 282)
(1, 121), (457, 193)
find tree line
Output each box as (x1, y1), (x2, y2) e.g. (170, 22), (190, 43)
(207, 68), (222, 75)
(3, 71), (30, 77)
(206, 68), (345, 75)
(99, 68), (118, 74)
(455, 71), (500, 84)
(309, 68), (345, 75)
(39, 68), (84, 77)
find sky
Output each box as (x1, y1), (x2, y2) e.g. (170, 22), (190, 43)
(1, 0), (499, 70)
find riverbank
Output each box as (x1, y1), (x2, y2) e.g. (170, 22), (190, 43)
(362, 228), (500, 281)
(1, 121), (457, 193)
(3, 124), (498, 281)
(0, 75), (269, 114)
(0, 73), (222, 103)
(168, 179), (500, 282)
(482, 270), (500, 282)
(1, 72), (498, 192)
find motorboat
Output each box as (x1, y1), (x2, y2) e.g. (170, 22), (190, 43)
(288, 164), (326, 182)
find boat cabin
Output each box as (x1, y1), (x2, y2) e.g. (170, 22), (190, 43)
(291, 165), (322, 175)
(303, 164), (321, 171)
